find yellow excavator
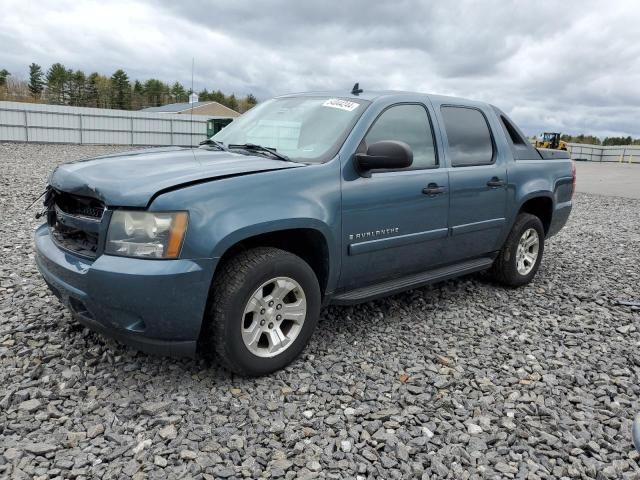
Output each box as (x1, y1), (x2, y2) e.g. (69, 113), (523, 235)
(535, 132), (568, 150)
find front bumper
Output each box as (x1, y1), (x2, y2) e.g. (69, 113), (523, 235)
(34, 224), (215, 356)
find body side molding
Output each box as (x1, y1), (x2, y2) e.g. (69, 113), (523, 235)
(450, 218), (505, 236)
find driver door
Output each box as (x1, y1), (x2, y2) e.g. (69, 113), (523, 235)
(339, 103), (450, 290)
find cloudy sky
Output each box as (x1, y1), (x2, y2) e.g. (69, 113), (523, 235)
(2, 0), (639, 137)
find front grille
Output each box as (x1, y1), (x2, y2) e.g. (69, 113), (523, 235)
(54, 192), (105, 220)
(48, 191), (105, 259)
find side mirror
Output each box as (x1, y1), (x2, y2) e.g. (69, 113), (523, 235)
(356, 140), (413, 176)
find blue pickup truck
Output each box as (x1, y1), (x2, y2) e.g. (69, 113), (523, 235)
(35, 89), (574, 375)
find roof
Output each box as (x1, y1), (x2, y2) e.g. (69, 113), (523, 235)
(142, 101), (239, 115)
(278, 90), (411, 101)
(278, 90), (486, 107)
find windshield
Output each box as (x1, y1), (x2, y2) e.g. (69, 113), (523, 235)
(211, 96), (369, 162)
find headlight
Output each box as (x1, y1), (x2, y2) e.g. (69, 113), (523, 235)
(105, 211), (188, 259)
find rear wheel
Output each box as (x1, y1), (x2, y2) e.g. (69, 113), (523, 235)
(206, 247), (321, 376)
(491, 213), (545, 287)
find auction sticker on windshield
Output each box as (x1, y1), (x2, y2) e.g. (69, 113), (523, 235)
(322, 99), (360, 112)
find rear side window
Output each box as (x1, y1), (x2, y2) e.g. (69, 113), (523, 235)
(441, 106), (494, 166)
(500, 115), (526, 145)
(495, 109), (541, 160)
(365, 104), (437, 169)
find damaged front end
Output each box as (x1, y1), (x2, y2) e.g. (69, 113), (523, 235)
(37, 187), (108, 259)
(32, 184), (212, 357)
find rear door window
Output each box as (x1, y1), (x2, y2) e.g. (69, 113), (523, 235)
(441, 106), (494, 166)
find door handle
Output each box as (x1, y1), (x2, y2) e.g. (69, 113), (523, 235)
(487, 177), (506, 188)
(422, 183), (446, 196)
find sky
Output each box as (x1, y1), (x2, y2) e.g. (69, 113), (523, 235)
(1, 0), (639, 138)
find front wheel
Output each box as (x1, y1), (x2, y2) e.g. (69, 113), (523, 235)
(490, 213), (545, 287)
(205, 247), (321, 376)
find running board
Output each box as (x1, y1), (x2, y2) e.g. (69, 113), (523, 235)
(331, 257), (494, 305)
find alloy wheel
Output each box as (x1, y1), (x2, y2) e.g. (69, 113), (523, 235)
(241, 277), (307, 358)
(516, 228), (540, 275)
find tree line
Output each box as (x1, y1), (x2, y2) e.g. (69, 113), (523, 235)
(560, 133), (640, 146)
(0, 63), (257, 113)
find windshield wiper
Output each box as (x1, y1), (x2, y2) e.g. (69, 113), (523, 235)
(227, 143), (291, 162)
(199, 138), (228, 150)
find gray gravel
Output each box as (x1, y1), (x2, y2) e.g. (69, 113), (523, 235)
(1, 142), (640, 479)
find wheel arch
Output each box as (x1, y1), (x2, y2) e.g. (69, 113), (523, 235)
(517, 193), (554, 235)
(212, 221), (335, 298)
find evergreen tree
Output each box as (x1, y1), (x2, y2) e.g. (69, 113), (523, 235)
(85, 72), (100, 107)
(110, 69), (131, 109)
(246, 93), (257, 107)
(143, 78), (168, 106)
(45, 63), (69, 104)
(69, 70), (86, 106)
(0, 69), (9, 87)
(28, 63), (44, 98)
(226, 93), (238, 111)
(603, 136), (633, 146)
(237, 93), (258, 113)
(211, 89), (226, 104)
(131, 80), (144, 109)
(170, 82), (187, 103)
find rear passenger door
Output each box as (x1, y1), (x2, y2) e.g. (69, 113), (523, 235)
(438, 105), (507, 260)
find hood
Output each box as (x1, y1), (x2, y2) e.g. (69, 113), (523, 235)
(49, 146), (304, 207)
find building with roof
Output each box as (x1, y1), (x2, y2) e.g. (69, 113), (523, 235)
(141, 97), (240, 118)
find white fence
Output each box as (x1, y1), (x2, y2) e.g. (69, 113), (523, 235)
(2, 102), (638, 159)
(0, 101), (219, 146)
(567, 143), (640, 163)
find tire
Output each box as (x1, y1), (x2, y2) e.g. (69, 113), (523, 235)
(490, 213), (545, 287)
(206, 247), (321, 376)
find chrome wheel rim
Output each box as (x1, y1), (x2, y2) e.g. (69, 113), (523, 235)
(516, 228), (539, 275)
(241, 277), (307, 358)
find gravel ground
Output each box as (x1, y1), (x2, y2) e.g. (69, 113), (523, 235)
(1, 142), (639, 480)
